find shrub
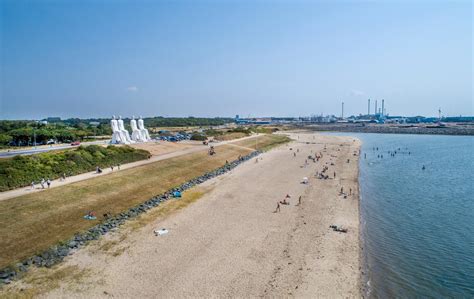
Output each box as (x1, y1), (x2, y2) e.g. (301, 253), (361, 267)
(0, 145), (150, 191)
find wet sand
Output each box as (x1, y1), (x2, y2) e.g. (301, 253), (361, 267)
(43, 132), (361, 298)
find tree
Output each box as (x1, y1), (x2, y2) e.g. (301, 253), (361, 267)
(0, 134), (12, 145)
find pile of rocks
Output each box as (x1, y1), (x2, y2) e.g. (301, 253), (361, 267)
(0, 150), (261, 285)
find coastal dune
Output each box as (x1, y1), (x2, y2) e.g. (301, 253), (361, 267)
(44, 133), (361, 298)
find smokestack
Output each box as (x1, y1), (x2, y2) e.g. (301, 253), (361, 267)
(368, 99), (371, 115)
(375, 100), (378, 115)
(341, 101), (344, 119)
(382, 99), (385, 116)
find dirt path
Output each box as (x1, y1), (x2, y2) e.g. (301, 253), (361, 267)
(0, 135), (260, 202)
(39, 132), (361, 298)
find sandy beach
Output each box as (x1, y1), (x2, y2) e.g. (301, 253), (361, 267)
(39, 132), (361, 298)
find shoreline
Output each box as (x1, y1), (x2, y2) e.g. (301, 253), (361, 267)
(3, 132), (362, 297)
(293, 124), (474, 136)
(358, 159), (369, 298)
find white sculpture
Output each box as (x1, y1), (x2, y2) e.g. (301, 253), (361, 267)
(130, 116), (145, 142)
(118, 116), (133, 143)
(138, 116), (151, 141)
(111, 115), (129, 144)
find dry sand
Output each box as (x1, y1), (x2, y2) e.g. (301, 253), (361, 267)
(41, 132), (361, 298)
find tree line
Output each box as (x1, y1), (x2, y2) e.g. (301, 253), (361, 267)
(0, 117), (234, 146)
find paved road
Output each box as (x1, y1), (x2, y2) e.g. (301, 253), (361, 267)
(0, 140), (110, 158)
(0, 135), (259, 202)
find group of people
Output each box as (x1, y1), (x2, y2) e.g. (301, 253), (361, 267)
(31, 178), (51, 190)
(316, 165), (330, 180)
(96, 164), (121, 174)
(30, 173), (68, 191)
(278, 141), (356, 215)
(275, 194), (302, 213)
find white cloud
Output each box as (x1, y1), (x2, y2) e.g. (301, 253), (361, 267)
(350, 89), (365, 96)
(127, 86), (138, 92)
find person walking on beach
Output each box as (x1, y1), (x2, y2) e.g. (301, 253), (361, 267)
(334, 171), (336, 179)
(293, 152), (296, 157)
(275, 202), (281, 213)
(111, 165), (114, 171)
(340, 187), (344, 194)
(31, 181), (35, 190)
(297, 196), (302, 206)
(349, 188), (352, 195)
(40, 178), (45, 189)
(46, 179), (51, 188)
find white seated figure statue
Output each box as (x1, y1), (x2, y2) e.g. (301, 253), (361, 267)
(111, 115), (127, 144)
(118, 116), (133, 144)
(130, 116), (145, 142)
(138, 116), (151, 141)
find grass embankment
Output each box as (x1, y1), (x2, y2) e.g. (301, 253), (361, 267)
(0, 134), (288, 270)
(0, 145), (150, 192)
(234, 134), (290, 151)
(205, 126), (279, 141)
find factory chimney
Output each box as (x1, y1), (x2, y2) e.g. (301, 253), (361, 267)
(375, 100), (378, 115)
(382, 99), (385, 116)
(368, 99), (371, 115)
(341, 101), (344, 119)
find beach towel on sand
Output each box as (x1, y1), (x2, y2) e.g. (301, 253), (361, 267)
(154, 228), (169, 236)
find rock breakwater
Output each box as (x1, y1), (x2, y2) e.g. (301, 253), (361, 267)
(0, 151), (261, 285)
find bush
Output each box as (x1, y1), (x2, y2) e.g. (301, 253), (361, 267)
(0, 145), (150, 192)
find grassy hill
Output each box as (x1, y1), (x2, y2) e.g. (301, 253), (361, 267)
(0, 145), (150, 191)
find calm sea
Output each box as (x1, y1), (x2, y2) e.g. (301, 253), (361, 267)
(325, 132), (474, 298)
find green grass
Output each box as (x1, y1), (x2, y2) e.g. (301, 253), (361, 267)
(0, 134), (289, 270)
(0, 145), (150, 192)
(233, 134), (291, 151)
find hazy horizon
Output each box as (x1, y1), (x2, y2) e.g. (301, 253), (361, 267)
(1, 1), (472, 120)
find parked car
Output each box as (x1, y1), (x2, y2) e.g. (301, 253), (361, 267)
(71, 141), (81, 146)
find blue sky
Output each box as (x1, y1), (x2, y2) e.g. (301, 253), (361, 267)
(1, 0), (472, 119)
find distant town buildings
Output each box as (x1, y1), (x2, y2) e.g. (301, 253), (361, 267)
(234, 99), (473, 126)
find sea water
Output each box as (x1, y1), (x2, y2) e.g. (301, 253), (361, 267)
(326, 132), (474, 297)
